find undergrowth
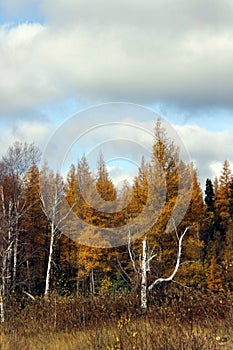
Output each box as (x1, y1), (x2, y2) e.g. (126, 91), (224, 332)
(0, 289), (232, 349)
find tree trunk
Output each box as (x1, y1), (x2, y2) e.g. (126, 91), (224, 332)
(141, 237), (148, 311)
(76, 270), (80, 297)
(13, 232), (19, 291)
(90, 270), (95, 294)
(44, 223), (55, 297)
(0, 291), (4, 323)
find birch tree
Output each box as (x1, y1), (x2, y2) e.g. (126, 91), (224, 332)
(128, 224), (189, 311)
(0, 142), (41, 294)
(0, 142), (40, 322)
(40, 166), (76, 297)
(124, 119), (201, 310)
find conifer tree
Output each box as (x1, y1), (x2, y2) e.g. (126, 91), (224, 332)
(96, 152), (117, 202)
(124, 119), (203, 304)
(203, 178), (217, 249)
(205, 178), (215, 213)
(215, 160), (232, 235)
(228, 179), (233, 218)
(175, 168), (205, 288)
(221, 179), (233, 291)
(22, 164), (47, 293)
(206, 242), (224, 293)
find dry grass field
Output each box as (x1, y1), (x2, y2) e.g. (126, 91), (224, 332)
(0, 291), (232, 350)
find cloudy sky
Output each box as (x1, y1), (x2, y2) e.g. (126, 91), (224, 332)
(0, 0), (233, 188)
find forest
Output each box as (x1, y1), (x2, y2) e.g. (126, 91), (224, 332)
(0, 119), (232, 349)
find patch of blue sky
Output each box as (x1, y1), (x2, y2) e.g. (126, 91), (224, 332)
(39, 97), (88, 126)
(148, 102), (188, 126)
(0, 0), (44, 26)
(188, 108), (233, 132)
(149, 102), (233, 132)
(40, 98), (158, 130)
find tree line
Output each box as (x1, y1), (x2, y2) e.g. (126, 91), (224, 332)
(0, 120), (232, 313)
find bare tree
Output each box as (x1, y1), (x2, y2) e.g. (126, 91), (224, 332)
(128, 223), (189, 311)
(40, 166), (75, 297)
(1, 141), (41, 178)
(0, 142), (41, 322)
(0, 142), (41, 298)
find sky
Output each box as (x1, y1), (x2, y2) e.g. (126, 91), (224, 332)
(0, 0), (233, 188)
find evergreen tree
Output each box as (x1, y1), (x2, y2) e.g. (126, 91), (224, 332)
(202, 178), (217, 250)
(228, 179), (233, 218)
(22, 164), (47, 294)
(96, 152), (117, 202)
(215, 160), (232, 235)
(205, 178), (215, 212)
(207, 255), (224, 293)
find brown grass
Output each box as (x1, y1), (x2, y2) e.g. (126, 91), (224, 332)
(0, 289), (232, 350)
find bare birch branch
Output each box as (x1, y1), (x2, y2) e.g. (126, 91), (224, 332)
(147, 253), (158, 265)
(128, 230), (139, 275)
(23, 290), (36, 301)
(172, 280), (191, 289)
(148, 227), (188, 292)
(171, 217), (179, 241)
(117, 258), (131, 281)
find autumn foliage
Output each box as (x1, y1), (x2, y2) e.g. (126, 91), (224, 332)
(0, 121), (232, 306)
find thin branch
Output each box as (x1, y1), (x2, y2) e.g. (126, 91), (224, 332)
(148, 243), (156, 258)
(147, 253), (158, 264)
(171, 217), (179, 240)
(128, 230), (139, 275)
(23, 290), (35, 301)
(180, 260), (196, 266)
(172, 280), (192, 289)
(115, 267), (131, 288)
(117, 258), (131, 280)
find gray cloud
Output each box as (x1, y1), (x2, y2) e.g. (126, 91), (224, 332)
(0, 118), (52, 157)
(0, 0), (233, 116)
(175, 124), (233, 186)
(42, 0), (233, 32)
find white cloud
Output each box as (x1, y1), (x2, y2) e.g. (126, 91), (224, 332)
(102, 122), (233, 189)
(174, 124), (233, 186)
(107, 165), (136, 187)
(41, 0), (233, 31)
(0, 0), (232, 188)
(12, 120), (51, 144)
(0, 119), (52, 157)
(1, 111), (231, 192)
(0, 0), (233, 116)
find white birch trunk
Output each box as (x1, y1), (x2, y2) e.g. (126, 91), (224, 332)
(6, 202), (13, 291)
(1, 259), (6, 300)
(0, 242), (13, 323)
(44, 222), (55, 297)
(40, 169), (77, 298)
(90, 270), (95, 294)
(128, 225), (189, 312)
(13, 232), (18, 291)
(12, 202), (21, 291)
(141, 237), (148, 311)
(1, 188), (12, 296)
(6, 229), (12, 292)
(0, 292), (4, 323)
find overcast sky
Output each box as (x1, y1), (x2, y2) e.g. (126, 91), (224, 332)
(0, 0), (233, 188)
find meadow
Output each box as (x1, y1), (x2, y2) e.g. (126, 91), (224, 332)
(0, 288), (232, 350)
